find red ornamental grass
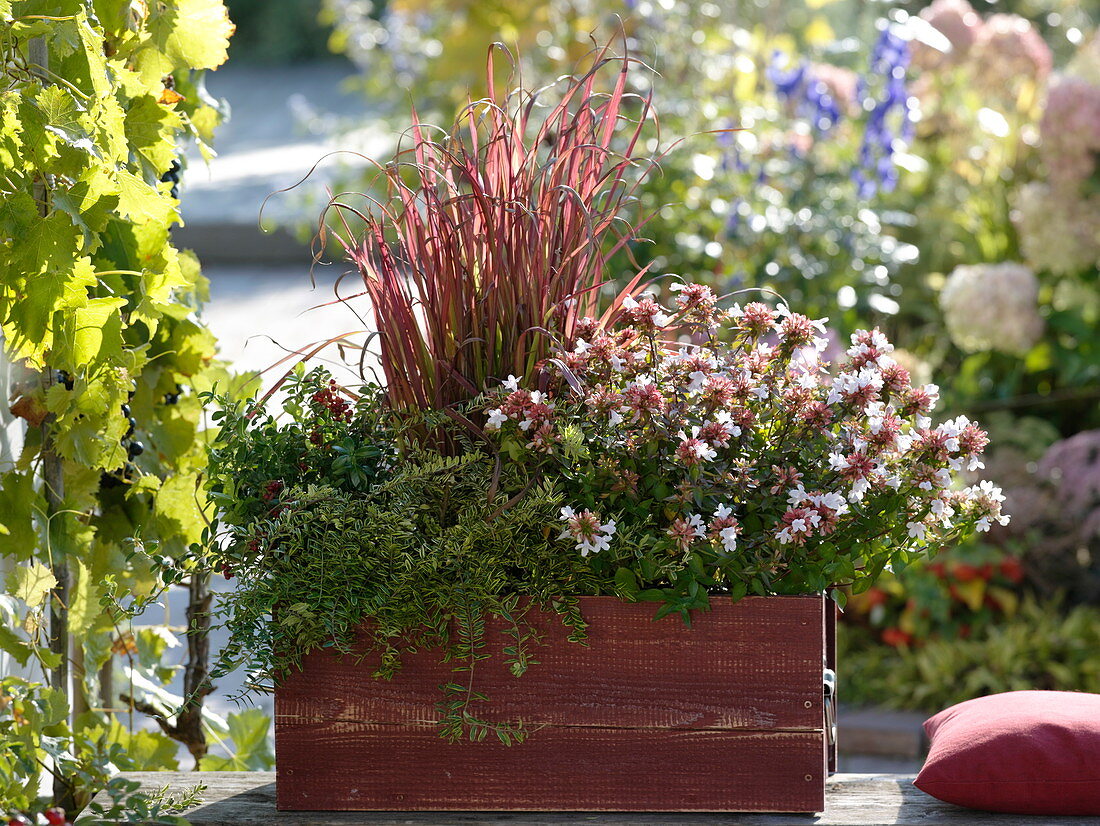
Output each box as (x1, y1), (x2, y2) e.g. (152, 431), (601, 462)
(325, 41), (658, 424)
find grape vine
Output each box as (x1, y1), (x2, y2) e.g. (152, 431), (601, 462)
(0, 0), (244, 816)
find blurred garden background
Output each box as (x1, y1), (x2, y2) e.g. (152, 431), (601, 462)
(2, 0), (1099, 813)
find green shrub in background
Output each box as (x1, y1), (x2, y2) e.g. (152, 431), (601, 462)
(0, 1), (268, 819)
(225, 0), (340, 63)
(840, 598), (1100, 711)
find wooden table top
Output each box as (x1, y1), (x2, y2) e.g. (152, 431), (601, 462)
(112, 772), (1100, 825)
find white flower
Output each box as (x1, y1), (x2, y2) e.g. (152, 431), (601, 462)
(503, 374), (521, 392)
(848, 478), (871, 502)
(828, 452), (849, 471)
(930, 498), (955, 524)
(574, 338), (590, 355)
(687, 513), (707, 537)
(714, 503), (734, 519)
(609, 409), (624, 426)
(485, 408), (508, 431)
(687, 370), (707, 393)
(788, 485), (810, 506)
(719, 526), (739, 553)
(907, 520), (927, 540)
(622, 295), (639, 310)
(810, 491), (848, 512)
(610, 354), (626, 372)
(975, 516), (992, 532)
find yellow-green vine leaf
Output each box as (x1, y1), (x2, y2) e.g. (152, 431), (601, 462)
(114, 169), (178, 225)
(7, 560), (57, 608)
(148, 0), (235, 71)
(124, 93), (183, 176)
(0, 472), (41, 560)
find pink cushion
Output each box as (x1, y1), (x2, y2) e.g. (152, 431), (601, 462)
(914, 691), (1100, 815)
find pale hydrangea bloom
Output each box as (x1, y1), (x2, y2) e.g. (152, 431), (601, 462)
(939, 263), (1043, 355)
(1039, 76), (1100, 191)
(913, 0), (983, 69)
(1067, 32), (1100, 86)
(971, 14), (1052, 88)
(1014, 183), (1100, 276)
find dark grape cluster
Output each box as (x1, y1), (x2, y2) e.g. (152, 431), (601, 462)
(161, 158), (181, 200)
(100, 380), (142, 490)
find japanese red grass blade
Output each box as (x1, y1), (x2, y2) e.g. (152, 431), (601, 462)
(329, 40), (660, 444)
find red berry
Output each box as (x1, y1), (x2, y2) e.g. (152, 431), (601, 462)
(45, 809), (66, 826)
(221, 561), (234, 580)
(9, 816), (32, 826)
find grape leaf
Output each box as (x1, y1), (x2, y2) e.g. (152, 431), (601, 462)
(124, 93), (183, 176)
(155, 472), (204, 542)
(148, 0), (235, 71)
(71, 296), (127, 365)
(35, 84), (88, 146)
(7, 560), (57, 608)
(0, 92), (25, 169)
(0, 624), (34, 666)
(51, 168), (121, 246)
(68, 559), (103, 634)
(114, 168), (178, 225)
(0, 191), (38, 239)
(0, 472), (41, 560)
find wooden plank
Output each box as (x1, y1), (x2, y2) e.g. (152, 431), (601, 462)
(274, 724), (826, 812)
(826, 597), (838, 774)
(275, 596), (825, 732)
(106, 772), (1100, 825)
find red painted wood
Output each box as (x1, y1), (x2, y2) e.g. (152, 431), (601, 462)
(274, 595), (828, 812)
(277, 596), (824, 730)
(275, 725), (826, 812)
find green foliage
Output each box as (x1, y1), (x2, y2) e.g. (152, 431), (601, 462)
(0, 0), (255, 815)
(0, 676), (194, 819)
(199, 709), (274, 770)
(205, 368), (612, 741)
(839, 597), (1100, 711)
(224, 0), (333, 64)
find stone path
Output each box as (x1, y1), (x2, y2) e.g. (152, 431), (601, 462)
(179, 60), (388, 237)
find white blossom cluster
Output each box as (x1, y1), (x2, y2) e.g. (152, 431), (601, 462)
(939, 263), (1043, 356)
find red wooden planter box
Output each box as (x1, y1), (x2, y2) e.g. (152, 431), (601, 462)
(274, 595), (836, 813)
